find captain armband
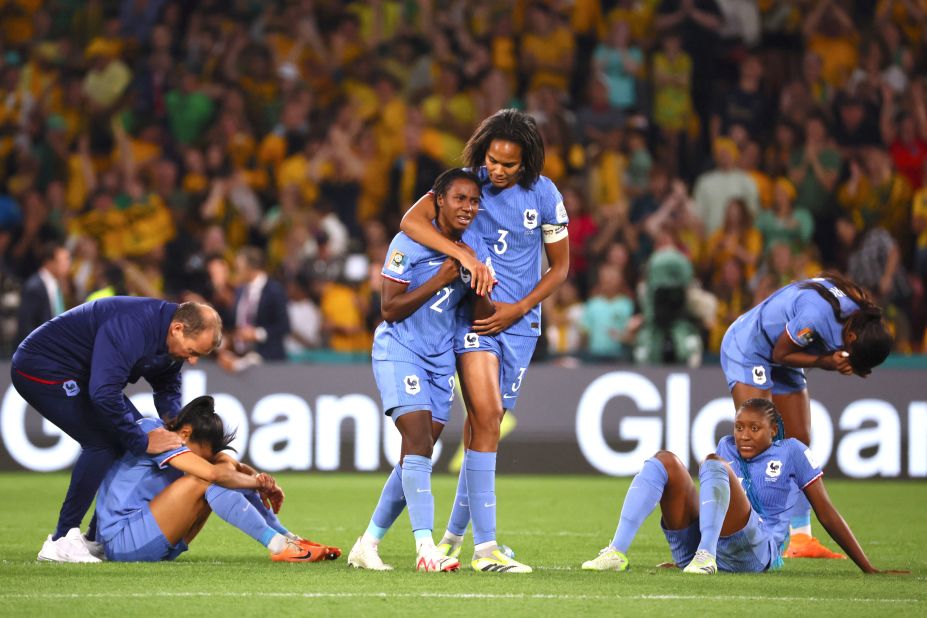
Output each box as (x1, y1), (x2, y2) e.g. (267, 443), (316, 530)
(541, 224), (568, 243)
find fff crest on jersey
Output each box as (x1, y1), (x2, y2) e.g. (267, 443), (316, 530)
(523, 209), (538, 229)
(765, 460), (782, 479)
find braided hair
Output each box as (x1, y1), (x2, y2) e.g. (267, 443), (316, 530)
(735, 398), (787, 568)
(734, 398), (785, 515)
(799, 273), (892, 376)
(463, 109), (545, 189)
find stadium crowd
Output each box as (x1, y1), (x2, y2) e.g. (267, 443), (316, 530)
(2, 0), (926, 366)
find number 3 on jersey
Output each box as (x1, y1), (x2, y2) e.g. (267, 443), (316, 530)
(493, 229), (509, 255)
(430, 287), (453, 313)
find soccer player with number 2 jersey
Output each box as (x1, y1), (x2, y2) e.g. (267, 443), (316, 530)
(400, 109), (570, 573)
(348, 169), (492, 572)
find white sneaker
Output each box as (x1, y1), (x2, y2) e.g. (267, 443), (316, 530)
(683, 549), (717, 574)
(582, 546), (630, 572)
(38, 528), (102, 563)
(37, 535), (59, 561)
(416, 546), (460, 572)
(347, 537), (393, 571)
(83, 534), (105, 561)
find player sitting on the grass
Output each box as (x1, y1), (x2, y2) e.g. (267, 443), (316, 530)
(349, 168), (491, 573)
(95, 395), (341, 563)
(582, 399), (906, 575)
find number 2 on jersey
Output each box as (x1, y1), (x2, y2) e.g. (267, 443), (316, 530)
(430, 287), (453, 313)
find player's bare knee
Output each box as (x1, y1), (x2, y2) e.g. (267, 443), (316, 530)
(652, 449), (684, 471)
(469, 414), (502, 439)
(700, 453), (734, 477)
(404, 435), (434, 458)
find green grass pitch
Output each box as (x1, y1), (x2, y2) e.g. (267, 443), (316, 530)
(0, 473), (924, 617)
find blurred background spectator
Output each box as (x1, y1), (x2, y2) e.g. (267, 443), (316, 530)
(2, 0), (926, 366)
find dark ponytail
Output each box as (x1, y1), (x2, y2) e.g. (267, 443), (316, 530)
(799, 273), (892, 375)
(164, 395), (236, 455)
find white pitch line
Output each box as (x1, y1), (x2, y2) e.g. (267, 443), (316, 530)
(0, 592), (919, 604)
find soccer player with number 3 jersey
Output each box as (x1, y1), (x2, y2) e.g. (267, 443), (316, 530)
(400, 109), (570, 573)
(348, 169), (492, 572)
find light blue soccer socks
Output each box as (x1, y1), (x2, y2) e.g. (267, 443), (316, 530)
(696, 459), (731, 556)
(447, 452), (470, 536)
(205, 485), (278, 547)
(611, 456), (668, 553)
(242, 489), (290, 536)
(364, 464), (406, 542)
(401, 455), (434, 545)
(465, 450), (497, 546)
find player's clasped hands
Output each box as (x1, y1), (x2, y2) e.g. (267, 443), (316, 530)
(255, 472), (285, 513)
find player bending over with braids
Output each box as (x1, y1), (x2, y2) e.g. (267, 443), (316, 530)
(95, 396), (340, 563)
(720, 273), (892, 559)
(581, 399), (907, 574)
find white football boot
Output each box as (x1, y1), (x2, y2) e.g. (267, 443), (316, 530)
(347, 537), (393, 571)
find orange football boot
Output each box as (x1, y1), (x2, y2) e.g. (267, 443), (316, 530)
(295, 537), (341, 560)
(271, 539), (334, 562)
(783, 533), (847, 559)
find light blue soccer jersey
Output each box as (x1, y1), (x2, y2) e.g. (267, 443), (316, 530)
(725, 278), (860, 361)
(96, 418), (189, 542)
(716, 435), (823, 547)
(467, 167), (568, 336)
(373, 227), (484, 373)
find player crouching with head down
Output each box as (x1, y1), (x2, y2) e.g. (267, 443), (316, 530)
(582, 399), (906, 575)
(94, 396), (340, 563)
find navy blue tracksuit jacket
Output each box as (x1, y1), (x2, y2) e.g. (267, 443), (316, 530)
(11, 297), (183, 456)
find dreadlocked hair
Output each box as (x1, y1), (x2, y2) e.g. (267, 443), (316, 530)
(163, 395), (236, 455)
(431, 168), (481, 219)
(463, 109), (545, 189)
(799, 273), (892, 376)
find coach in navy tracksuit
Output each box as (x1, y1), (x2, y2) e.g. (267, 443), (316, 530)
(10, 297), (222, 562)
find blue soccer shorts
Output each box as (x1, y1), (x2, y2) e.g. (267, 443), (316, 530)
(662, 509), (778, 573)
(372, 359), (455, 425)
(720, 342), (807, 395)
(104, 505), (188, 562)
(453, 329), (538, 411)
